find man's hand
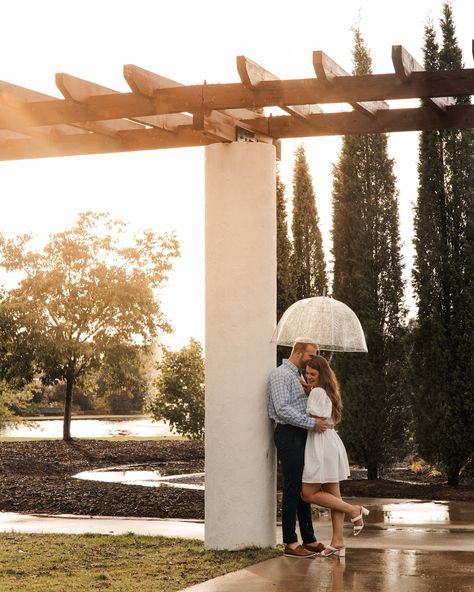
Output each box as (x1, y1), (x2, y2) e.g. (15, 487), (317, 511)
(313, 418), (330, 432)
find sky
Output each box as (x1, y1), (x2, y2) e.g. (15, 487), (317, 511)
(0, 0), (472, 350)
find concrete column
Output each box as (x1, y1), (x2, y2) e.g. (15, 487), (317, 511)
(204, 142), (276, 550)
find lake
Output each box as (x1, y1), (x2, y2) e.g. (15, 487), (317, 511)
(0, 416), (175, 439)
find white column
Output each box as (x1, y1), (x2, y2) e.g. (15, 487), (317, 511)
(204, 142), (276, 550)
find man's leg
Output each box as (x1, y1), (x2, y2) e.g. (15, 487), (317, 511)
(274, 424), (299, 544)
(274, 424), (316, 545)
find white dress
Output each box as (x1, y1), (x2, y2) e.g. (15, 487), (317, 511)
(302, 387), (350, 484)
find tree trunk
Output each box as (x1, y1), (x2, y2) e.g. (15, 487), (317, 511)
(447, 463), (460, 487)
(63, 366), (74, 441)
(367, 460), (378, 480)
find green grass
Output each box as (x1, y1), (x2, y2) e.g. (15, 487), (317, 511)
(0, 533), (281, 591)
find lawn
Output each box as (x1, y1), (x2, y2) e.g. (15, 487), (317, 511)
(0, 532), (281, 592)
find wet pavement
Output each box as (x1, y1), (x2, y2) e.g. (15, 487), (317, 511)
(180, 549), (473, 592)
(179, 498), (474, 592)
(1, 498), (473, 591)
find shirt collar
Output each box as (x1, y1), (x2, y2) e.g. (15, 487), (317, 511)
(282, 359), (301, 376)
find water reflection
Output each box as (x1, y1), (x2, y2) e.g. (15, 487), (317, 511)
(313, 500), (473, 529)
(74, 467), (204, 490)
(1, 416), (173, 439)
(373, 502), (450, 524)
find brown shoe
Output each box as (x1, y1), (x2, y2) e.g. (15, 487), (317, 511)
(302, 542), (325, 553)
(284, 544), (317, 558)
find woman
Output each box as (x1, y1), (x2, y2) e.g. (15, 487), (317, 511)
(301, 356), (369, 557)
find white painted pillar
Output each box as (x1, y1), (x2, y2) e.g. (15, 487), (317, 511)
(204, 142), (276, 550)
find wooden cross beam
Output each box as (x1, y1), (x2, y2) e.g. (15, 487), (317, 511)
(391, 45), (455, 114)
(237, 55), (322, 122)
(313, 50), (389, 117)
(0, 81), (90, 138)
(124, 64), (272, 144)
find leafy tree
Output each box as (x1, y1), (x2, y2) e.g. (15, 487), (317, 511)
(290, 145), (327, 299)
(0, 212), (179, 441)
(331, 28), (407, 479)
(276, 170), (294, 321)
(412, 6), (474, 485)
(95, 343), (150, 414)
(148, 338), (204, 440)
(0, 289), (36, 428)
(0, 380), (34, 432)
(0, 288), (36, 389)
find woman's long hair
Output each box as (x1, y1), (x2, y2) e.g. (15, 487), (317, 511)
(306, 355), (343, 423)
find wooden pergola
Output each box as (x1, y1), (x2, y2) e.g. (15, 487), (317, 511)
(0, 45), (473, 161)
(2, 45), (473, 551)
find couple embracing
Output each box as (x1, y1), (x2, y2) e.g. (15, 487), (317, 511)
(267, 338), (369, 558)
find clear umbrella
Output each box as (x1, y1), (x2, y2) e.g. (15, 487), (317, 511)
(272, 296), (368, 352)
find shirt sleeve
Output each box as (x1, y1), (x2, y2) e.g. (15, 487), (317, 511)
(269, 371), (315, 430)
(307, 387), (333, 418)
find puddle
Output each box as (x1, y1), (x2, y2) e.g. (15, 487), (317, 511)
(315, 500), (474, 526)
(73, 465), (204, 490)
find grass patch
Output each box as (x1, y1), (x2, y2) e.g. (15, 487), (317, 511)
(0, 533), (281, 591)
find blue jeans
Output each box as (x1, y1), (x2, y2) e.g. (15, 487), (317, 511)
(274, 423), (316, 545)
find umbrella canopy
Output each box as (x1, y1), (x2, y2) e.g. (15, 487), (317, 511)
(272, 296), (368, 352)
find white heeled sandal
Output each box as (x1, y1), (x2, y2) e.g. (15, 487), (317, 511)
(321, 545), (346, 557)
(351, 506), (370, 536)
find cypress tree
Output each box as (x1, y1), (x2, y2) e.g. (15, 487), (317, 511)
(290, 145), (327, 299)
(332, 28), (406, 479)
(276, 170), (294, 321)
(412, 5), (474, 485)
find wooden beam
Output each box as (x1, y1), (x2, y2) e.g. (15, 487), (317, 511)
(0, 81), (89, 137)
(124, 63), (270, 143)
(313, 50), (389, 117)
(1, 104), (473, 161)
(391, 45), (455, 114)
(56, 72), (184, 136)
(0, 70), (473, 129)
(124, 63), (262, 121)
(237, 55), (322, 122)
(124, 64), (235, 141)
(0, 126), (214, 161)
(243, 104), (474, 137)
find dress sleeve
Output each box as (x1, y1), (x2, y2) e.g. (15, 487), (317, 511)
(307, 387), (333, 418)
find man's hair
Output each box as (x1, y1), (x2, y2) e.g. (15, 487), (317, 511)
(291, 340), (319, 356)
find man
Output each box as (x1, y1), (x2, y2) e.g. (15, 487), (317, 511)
(268, 338), (329, 558)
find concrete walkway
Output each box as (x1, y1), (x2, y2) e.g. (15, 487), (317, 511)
(1, 498), (473, 591)
(179, 497), (474, 592)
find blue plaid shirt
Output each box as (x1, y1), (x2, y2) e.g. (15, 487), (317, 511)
(267, 359), (315, 430)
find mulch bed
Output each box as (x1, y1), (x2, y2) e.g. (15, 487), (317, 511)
(0, 440), (472, 520)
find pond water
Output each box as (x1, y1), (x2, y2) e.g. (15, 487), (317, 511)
(0, 416), (174, 439)
(74, 466), (204, 490)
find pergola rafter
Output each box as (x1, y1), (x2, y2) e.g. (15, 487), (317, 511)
(0, 44), (472, 160)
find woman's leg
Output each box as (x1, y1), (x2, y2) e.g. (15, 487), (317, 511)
(322, 482), (345, 548)
(302, 482), (358, 517)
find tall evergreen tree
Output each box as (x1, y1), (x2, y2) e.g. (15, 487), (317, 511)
(276, 170), (294, 321)
(290, 145), (327, 300)
(331, 28), (406, 479)
(412, 5), (474, 485)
